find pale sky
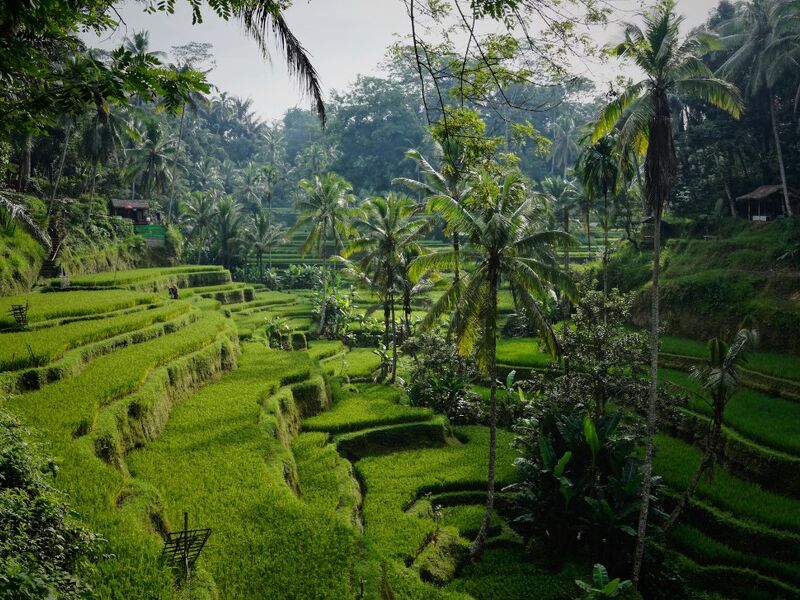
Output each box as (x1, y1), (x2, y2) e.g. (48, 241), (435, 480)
(85, 0), (722, 121)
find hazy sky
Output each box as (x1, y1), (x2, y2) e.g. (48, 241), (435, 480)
(85, 0), (722, 121)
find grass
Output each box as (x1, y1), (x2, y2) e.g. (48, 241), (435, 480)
(445, 546), (580, 599)
(303, 384), (433, 434)
(661, 368), (800, 455)
(495, 337), (554, 369)
(669, 524), (800, 588)
(7, 312), (228, 438)
(357, 424), (518, 565)
(0, 289), (160, 328)
(292, 431), (361, 525)
(128, 343), (359, 598)
(54, 265), (226, 287)
(654, 434), (800, 533)
(2, 311), (235, 598)
(0, 301), (191, 371)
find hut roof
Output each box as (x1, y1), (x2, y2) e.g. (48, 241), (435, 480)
(110, 198), (150, 210)
(736, 185), (798, 202)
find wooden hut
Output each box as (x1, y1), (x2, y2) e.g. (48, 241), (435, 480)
(735, 185), (800, 221)
(110, 198), (154, 224)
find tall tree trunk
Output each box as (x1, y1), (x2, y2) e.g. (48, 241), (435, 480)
(317, 268), (329, 335)
(585, 210), (591, 252)
(632, 211), (661, 585)
(390, 290), (398, 383)
(603, 191), (609, 318)
(453, 232), (461, 287)
(87, 161), (97, 219)
(50, 121), (72, 216)
(664, 397), (723, 531)
(403, 286), (412, 339)
(563, 208), (570, 272)
(258, 251), (263, 281)
(382, 293), (391, 380)
(770, 95), (793, 216)
(471, 265), (498, 560)
(168, 103), (187, 223)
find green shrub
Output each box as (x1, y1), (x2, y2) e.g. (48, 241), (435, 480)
(0, 410), (99, 599)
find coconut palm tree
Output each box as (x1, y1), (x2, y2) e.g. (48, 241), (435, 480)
(295, 172), (356, 333)
(125, 121), (176, 198)
(577, 134), (622, 306)
(549, 116), (581, 177)
(539, 176), (579, 271)
(591, 0), (742, 584)
(665, 326), (757, 530)
(214, 197), (244, 269)
(342, 193), (429, 381)
(247, 210), (286, 279)
(81, 100), (125, 208)
(717, 0), (800, 216)
(394, 138), (473, 287)
(236, 162), (265, 215)
(181, 192), (216, 264)
(410, 168), (577, 560)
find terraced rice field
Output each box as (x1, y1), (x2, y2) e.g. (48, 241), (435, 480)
(3, 264), (799, 599)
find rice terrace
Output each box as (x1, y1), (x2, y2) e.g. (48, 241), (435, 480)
(2, 0), (800, 598)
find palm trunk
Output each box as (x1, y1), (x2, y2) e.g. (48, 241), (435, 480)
(453, 233), (461, 287)
(168, 103), (186, 223)
(88, 161), (97, 218)
(382, 294), (391, 380)
(471, 265), (498, 560)
(50, 121), (72, 216)
(603, 191), (609, 320)
(563, 208), (570, 271)
(317, 268), (329, 335)
(770, 95), (793, 216)
(585, 210), (591, 252)
(632, 211), (661, 585)
(403, 286), (412, 339)
(390, 290), (398, 383)
(664, 398), (723, 531)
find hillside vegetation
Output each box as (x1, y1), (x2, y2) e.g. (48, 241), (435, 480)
(602, 219), (800, 351)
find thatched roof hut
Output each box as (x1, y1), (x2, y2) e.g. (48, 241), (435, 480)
(735, 185), (799, 221)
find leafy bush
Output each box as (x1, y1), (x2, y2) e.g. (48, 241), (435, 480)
(403, 331), (482, 424)
(509, 407), (657, 573)
(0, 410), (99, 599)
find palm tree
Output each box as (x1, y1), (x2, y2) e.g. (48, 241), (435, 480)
(549, 116), (581, 177)
(81, 100), (125, 207)
(167, 63), (210, 222)
(236, 162), (265, 215)
(592, 0), (742, 584)
(717, 0), (800, 216)
(539, 176), (579, 271)
(181, 192), (216, 264)
(395, 138), (473, 288)
(577, 134), (621, 306)
(342, 193), (429, 381)
(125, 121), (176, 198)
(214, 197), (244, 269)
(295, 172), (355, 333)
(247, 210), (286, 279)
(665, 326), (757, 530)
(410, 168), (577, 559)
(191, 158), (224, 198)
